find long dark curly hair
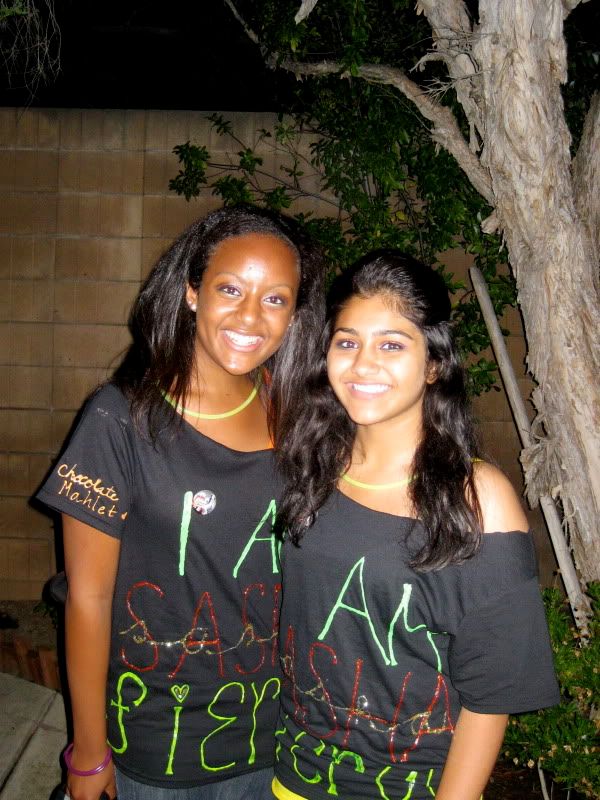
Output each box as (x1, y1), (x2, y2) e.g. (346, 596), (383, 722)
(276, 249), (483, 571)
(114, 204), (325, 443)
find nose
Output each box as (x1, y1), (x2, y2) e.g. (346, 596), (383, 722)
(351, 345), (379, 376)
(236, 293), (260, 326)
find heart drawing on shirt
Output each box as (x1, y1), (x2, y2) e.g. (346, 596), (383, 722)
(171, 684), (190, 704)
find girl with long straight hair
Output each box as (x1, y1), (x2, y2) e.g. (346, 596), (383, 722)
(272, 250), (559, 800)
(37, 205), (325, 800)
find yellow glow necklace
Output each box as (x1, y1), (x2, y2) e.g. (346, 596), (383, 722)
(162, 383), (258, 420)
(341, 473), (414, 491)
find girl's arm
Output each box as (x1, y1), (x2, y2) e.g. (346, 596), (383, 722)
(435, 462), (526, 798)
(63, 514), (120, 800)
(435, 708), (508, 800)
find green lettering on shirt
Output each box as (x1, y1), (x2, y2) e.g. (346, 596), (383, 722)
(327, 745), (365, 796)
(291, 731), (325, 785)
(318, 559), (441, 669)
(200, 681), (245, 772)
(249, 677), (281, 765)
(178, 491), (193, 576)
(107, 671), (148, 753)
(232, 499), (280, 578)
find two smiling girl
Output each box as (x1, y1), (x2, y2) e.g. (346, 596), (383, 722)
(37, 210), (557, 800)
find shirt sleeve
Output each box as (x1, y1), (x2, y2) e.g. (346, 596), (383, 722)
(36, 385), (135, 539)
(448, 577), (560, 714)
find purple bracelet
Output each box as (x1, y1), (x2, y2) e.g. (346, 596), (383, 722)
(64, 743), (112, 776)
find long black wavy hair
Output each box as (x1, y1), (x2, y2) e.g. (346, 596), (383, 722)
(276, 249), (483, 571)
(114, 204), (325, 443)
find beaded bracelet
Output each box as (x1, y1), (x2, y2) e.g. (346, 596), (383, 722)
(64, 743), (112, 777)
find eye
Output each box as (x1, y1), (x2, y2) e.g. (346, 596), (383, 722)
(333, 338), (358, 349)
(381, 341), (405, 351)
(264, 294), (287, 306)
(218, 284), (241, 296)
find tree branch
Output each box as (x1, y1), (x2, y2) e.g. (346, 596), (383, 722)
(273, 56), (494, 205)
(223, 0), (260, 46)
(416, 0), (485, 146)
(572, 91), (600, 284)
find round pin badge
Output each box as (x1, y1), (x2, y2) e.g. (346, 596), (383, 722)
(192, 489), (216, 515)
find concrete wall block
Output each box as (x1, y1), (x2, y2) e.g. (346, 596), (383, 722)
(96, 281), (139, 325)
(29, 540), (52, 579)
(145, 111), (169, 151)
(0, 323), (10, 362)
(37, 110), (60, 149)
(9, 279), (54, 323)
(97, 237), (142, 281)
(51, 410), (77, 451)
(0, 498), (54, 539)
(164, 195), (200, 237)
(0, 108), (17, 147)
(53, 324), (130, 369)
(187, 113), (214, 146)
(2, 194), (57, 235)
(0, 366), (8, 406)
(52, 366), (101, 410)
(121, 152), (144, 194)
(2, 454), (52, 496)
(79, 151), (103, 193)
(15, 111), (38, 149)
(143, 151), (169, 195)
(81, 110), (105, 150)
(59, 110), (83, 150)
(13, 150), (59, 193)
(124, 110), (146, 151)
(58, 151), (81, 192)
(166, 111), (190, 152)
(10, 323), (54, 366)
(143, 195), (165, 237)
(7, 538), (30, 580)
(102, 110), (126, 151)
(0, 409), (53, 452)
(97, 195), (143, 237)
(0, 279), (9, 320)
(9, 366), (53, 409)
(0, 239), (11, 279)
(55, 238), (100, 280)
(141, 237), (172, 279)
(0, 149), (16, 191)
(0, 577), (47, 600)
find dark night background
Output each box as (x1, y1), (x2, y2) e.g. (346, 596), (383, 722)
(0, 1), (598, 116)
(0, 1), (293, 110)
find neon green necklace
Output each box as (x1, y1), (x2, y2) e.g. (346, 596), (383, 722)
(162, 383), (258, 420)
(341, 472), (414, 491)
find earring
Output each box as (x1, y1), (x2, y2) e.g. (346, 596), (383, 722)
(188, 302), (197, 312)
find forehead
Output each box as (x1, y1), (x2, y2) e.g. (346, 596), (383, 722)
(206, 232), (300, 277)
(336, 293), (420, 333)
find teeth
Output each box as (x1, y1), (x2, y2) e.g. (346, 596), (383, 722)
(224, 331), (261, 346)
(350, 383), (390, 394)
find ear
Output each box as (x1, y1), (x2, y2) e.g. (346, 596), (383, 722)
(186, 284), (198, 312)
(426, 362), (438, 385)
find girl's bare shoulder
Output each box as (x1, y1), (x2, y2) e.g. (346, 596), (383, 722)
(472, 461), (530, 534)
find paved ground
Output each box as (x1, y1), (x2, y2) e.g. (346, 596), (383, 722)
(0, 673), (66, 800)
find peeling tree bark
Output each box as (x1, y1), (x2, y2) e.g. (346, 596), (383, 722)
(227, 0), (600, 581)
(467, 1), (600, 582)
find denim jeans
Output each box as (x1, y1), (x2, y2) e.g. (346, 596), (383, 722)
(114, 766), (274, 800)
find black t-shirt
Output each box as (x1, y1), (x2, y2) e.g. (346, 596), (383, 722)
(275, 491), (559, 800)
(37, 384), (283, 787)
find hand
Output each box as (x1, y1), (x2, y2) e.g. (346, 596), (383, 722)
(66, 761), (116, 800)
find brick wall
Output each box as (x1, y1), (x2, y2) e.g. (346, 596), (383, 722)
(0, 107), (555, 599)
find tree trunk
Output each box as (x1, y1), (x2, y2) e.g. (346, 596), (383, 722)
(470, 0), (600, 581)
